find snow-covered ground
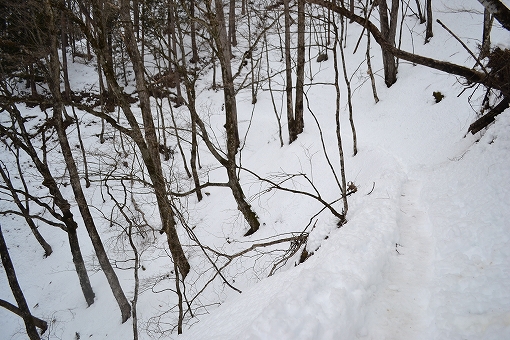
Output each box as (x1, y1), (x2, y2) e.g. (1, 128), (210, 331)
(1, 1), (509, 339)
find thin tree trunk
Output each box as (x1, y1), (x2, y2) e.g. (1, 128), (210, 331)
(425, 0), (433, 43)
(229, 0), (237, 47)
(332, 23), (348, 221)
(477, 0), (510, 31)
(295, 0), (305, 135)
(190, 113), (203, 201)
(0, 166), (53, 257)
(190, 0), (199, 63)
(168, 0), (183, 103)
(45, 0), (131, 322)
(415, 0), (425, 23)
(4, 104), (95, 307)
(378, 0), (399, 87)
(339, 17), (357, 155)
(0, 224), (41, 340)
(480, 9), (493, 59)
(366, 30), (379, 103)
(284, 0), (296, 143)
(118, 0), (191, 278)
(211, 0), (260, 235)
(61, 7), (72, 101)
(264, 31), (284, 147)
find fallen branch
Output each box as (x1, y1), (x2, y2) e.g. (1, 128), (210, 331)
(0, 299), (47, 334)
(468, 96), (510, 134)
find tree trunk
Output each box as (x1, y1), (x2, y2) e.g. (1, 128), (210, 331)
(415, 0), (426, 23)
(45, 0), (131, 322)
(118, 0), (191, 278)
(468, 96), (510, 134)
(378, 0), (399, 87)
(61, 8), (71, 101)
(0, 224), (41, 340)
(0, 166), (53, 257)
(229, 0), (237, 47)
(213, 0), (240, 151)
(425, 0), (433, 43)
(212, 0), (260, 235)
(295, 0), (305, 135)
(4, 104), (95, 307)
(66, 223), (96, 306)
(284, 0), (296, 143)
(477, 0), (510, 31)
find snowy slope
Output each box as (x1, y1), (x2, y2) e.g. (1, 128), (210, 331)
(1, 1), (509, 340)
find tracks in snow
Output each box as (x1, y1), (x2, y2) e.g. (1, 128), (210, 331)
(364, 179), (435, 340)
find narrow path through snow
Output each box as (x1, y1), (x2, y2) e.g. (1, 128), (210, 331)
(364, 179), (435, 340)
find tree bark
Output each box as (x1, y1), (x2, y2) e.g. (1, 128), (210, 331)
(284, 0), (296, 143)
(211, 0), (260, 235)
(45, 0), (131, 322)
(378, 0), (399, 87)
(119, 0), (191, 278)
(295, 0), (305, 135)
(480, 9), (494, 59)
(477, 0), (510, 31)
(425, 0), (433, 43)
(415, 0), (426, 23)
(2, 104), (95, 307)
(0, 224), (41, 340)
(0, 166), (53, 257)
(229, 0), (237, 47)
(189, 0), (199, 63)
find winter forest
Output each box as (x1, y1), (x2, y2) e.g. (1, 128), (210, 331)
(1, 0), (509, 339)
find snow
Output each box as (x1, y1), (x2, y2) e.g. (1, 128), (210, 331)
(1, 1), (510, 339)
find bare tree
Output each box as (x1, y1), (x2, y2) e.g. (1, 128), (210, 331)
(0, 163), (53, 257)
(284, 0), (296, 143)
(425, 0), (433, 43)
(44, 0), (133, 322)
(295, 0), (306, 136)
(0, 224), (41, 340)
(377, 0), (399, 87)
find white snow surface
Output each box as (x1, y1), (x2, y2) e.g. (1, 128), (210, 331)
(1, 1), (510, 339)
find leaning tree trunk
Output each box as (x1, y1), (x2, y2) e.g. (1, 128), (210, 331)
(212, 0), (260, 235)
(4, 103), (96, 307)
(118, 0), (191, 278)
(229, 0), (237, 47)
(480, 9), (494, 58)
(0, 299), (47, 334)
(0, 225), (41, 340)
(45, 0), (131, 322)
(0, 166), (53, 257)
(189, 0), (199, 63)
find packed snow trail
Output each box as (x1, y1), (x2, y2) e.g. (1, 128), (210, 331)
(362, 178), (435, 339)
